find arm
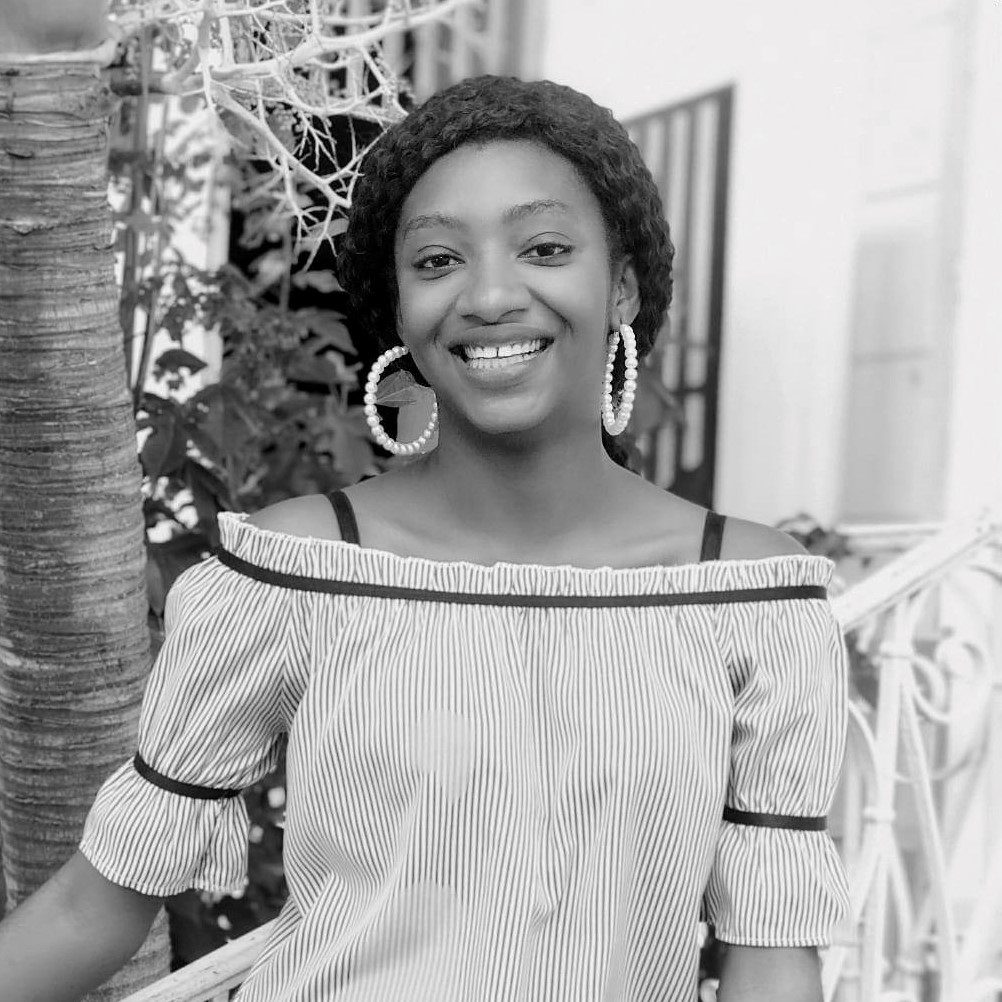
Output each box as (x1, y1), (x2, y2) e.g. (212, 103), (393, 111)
(705, 523), (847, 1000)
(717, 944), (822, 1002)
(0, 850), (162, 1002)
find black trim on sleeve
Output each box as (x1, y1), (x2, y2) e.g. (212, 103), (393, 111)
(133, 753), (242, 801)
(723, 806), (827, 831)
(212, 547), (828, 608)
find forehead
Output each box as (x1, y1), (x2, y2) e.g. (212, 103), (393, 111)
(396, 139), (604, 238)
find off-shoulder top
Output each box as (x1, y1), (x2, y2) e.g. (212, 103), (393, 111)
(80, 499), (849, 1002)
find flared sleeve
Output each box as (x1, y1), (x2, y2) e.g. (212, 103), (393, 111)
(79, 556), (299, 897)
(703, 582), (850, 947)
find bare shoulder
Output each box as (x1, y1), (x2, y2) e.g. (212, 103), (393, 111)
(719, 514), (809, 560)
(246, 493), (342, 541)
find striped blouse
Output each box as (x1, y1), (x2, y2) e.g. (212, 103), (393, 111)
(80, 509), (849, 1001)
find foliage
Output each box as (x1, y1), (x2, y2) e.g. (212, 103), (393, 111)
(137, 261), (385, 614)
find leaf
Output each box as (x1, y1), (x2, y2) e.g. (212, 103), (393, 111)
(140, 412), (188, 478)
(154, 348), (208, 378)
(204, 383), (267, 437)
(374, 370), (427, 408)
(160, 304), (191, 344)
(249, 248), (289, 293)
(146, 531), (215, 596)
(144, 532), (214, 615)
(286, 353), (350, 387)
(145, 554), (168, 617)
(185, 423), (226, 466)
(296, 308), (354, 353)
(290, 269), (341, 293)
(142, 497), (180, 525)
(327, 413), (379, 482)
(184, 461), (224, 526)
(186, 384), (224, 409)
(139, 392), (182, 419)
(186, 460), (234, 513)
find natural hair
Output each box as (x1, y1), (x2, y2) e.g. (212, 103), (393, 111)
(338, 75), (674, 361)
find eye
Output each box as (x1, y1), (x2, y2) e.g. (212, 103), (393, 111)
(521, 241), (573, 262)
(414, 251), (460, 271)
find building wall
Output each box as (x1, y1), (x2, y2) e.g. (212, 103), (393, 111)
(943, 0), (1002, 519)
(537, 0), (1000, 526)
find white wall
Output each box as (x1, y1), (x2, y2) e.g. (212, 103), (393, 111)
(943, 0), (1002, 519)
(538, 0), (998, 526)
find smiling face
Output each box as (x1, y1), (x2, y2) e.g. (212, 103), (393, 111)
(394, 139), (639, 442)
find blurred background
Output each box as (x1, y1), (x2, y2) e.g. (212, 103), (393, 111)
(122, 0), (1001, 538)
(540, 0), (1001, 529)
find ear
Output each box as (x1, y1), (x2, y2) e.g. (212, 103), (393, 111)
(609, 256), (641, 328)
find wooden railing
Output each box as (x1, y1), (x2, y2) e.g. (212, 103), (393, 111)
(121, 510), (1002, 1002)
(120, 921), (273, 1002)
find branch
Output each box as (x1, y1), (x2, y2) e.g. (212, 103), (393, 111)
(210, 85), (349, 212)
(104, 0), (474, 262)
(207, 0), (473, 83)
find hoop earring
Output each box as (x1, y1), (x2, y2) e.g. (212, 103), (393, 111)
(363, 345), (438, 456)
(601, 323), (638, 436)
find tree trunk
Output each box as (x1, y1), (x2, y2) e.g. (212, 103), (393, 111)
(0, 59), (171, 999)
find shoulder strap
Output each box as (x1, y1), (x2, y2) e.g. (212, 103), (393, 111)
(699, 510), (726, 562)
(326, 490), (361, 545)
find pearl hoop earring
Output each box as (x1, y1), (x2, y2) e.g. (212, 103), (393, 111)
(601, 323), (638, 436)
(363, 345), (438, 456)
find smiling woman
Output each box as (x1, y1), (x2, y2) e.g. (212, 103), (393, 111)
(392, 140), (627, 444)
(0, 76), (847, 1002)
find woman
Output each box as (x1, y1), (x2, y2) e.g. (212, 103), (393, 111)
(0, 76), (848, 1001)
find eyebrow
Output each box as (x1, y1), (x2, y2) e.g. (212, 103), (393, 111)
(399, 199), (573, 241)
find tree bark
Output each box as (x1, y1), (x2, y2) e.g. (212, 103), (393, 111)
(0, 59), (170, 999)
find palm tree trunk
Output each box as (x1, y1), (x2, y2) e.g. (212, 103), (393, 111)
(0, 59), (170, 999)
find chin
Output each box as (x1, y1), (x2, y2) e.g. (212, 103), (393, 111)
(456, 404), (552, 443)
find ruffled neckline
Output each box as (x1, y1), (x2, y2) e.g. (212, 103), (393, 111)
(215, 512), (834, 599)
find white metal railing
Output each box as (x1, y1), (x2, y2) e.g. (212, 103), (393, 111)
(824, 509), (1002, 1002)
(121, 509), (1002, 1002)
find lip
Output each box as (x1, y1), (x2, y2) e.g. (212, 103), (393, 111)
(447, 325), (555, 389)
(451, 349), (550, 389)
(446, 323), (556, 354)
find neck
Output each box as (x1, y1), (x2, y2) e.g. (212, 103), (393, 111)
(415, 419), (624, 552)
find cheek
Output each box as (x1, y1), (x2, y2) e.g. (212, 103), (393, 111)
(395, 276), (450, 341)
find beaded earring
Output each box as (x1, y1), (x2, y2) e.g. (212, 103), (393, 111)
(363, 345), (438, 456)
(601, 323), (638, 435)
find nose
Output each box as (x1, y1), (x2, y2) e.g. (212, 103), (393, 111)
(454, 252), (531, 324)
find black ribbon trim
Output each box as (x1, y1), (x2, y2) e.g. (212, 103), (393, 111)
(213, 547), (827, 609)
(133, 753), (242, 801)
(327, 489), (361, 546)
(723, 806), (827, 831)
(699, 511), (726, 562)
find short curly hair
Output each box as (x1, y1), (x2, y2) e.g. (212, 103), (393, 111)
(337, 75), (674, 360)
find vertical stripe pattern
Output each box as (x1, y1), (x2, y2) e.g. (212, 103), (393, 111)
(80, 513), (849, 1000)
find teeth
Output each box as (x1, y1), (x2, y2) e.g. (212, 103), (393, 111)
(461, 339), (546, 361)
